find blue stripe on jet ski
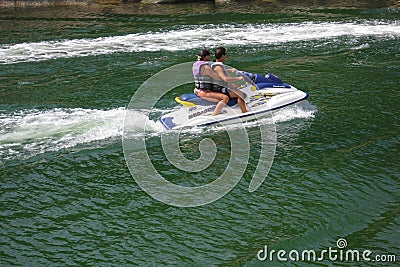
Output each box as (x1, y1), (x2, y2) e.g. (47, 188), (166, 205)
(158, 116), (176, 130)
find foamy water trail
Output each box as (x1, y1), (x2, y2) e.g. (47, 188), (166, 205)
(1, 21), (399, 64)
(0, 102), (315, 161)
(0, 108), (126, 161)
(272, 101), (317, 123)
(0, 107), (176, 161)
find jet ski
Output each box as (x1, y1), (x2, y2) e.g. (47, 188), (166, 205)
(157, 72), (309, 130)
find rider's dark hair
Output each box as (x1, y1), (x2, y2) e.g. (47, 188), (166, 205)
(215, 47), (226, 60)
(197, 49), (210, 61)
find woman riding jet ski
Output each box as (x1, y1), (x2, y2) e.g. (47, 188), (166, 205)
(156, 51), (309, 130)
(192, 49), (246, 116)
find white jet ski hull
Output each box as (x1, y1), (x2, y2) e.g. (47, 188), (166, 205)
(157, 84), (309, 130)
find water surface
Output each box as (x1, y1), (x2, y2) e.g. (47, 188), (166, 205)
(1, 2), (399, 266)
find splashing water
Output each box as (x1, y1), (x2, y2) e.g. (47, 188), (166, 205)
(0, 101), (315, 162)
(1, 21), (399, 64)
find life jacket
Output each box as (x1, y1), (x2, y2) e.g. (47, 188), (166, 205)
(192, 61), (213, 90)
(192, 61), (228, 95)
(211, 62), (228, 88)
(211, 61), (226, 74)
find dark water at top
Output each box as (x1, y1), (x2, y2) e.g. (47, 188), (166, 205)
(0, 1), (399, 266)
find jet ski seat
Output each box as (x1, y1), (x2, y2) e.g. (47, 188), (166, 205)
(180, 93), (238, 106)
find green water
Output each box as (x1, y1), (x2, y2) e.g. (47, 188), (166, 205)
(1, 2), (399, 266)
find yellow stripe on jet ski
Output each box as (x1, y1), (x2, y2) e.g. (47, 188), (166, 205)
(175, 96), (196, 107)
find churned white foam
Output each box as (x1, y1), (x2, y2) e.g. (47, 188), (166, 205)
(0, 108), (124, 161)
(0, 101), (316, 161)
(272, 100), (317, 123)
(0, 107), (176, 161)
(123, 109), (162, 135)
(0, 108), (124, 143)
(1, 21), (399, 64)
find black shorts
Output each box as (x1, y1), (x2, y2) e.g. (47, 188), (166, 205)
(210, 85), (230, 97)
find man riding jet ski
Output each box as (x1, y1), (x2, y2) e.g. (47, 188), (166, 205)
(192, 49), (246, 116)
(156, 50), (309, 130)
